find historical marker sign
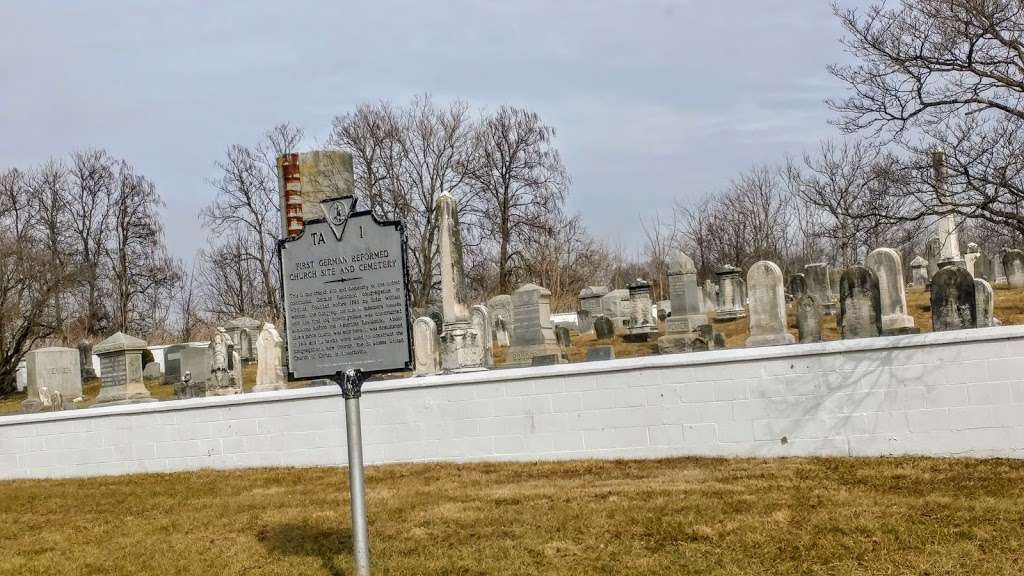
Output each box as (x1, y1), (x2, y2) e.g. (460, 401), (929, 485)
(280, 197), (413, 380)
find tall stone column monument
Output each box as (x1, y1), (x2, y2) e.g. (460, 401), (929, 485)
(930, 148), (964, 269)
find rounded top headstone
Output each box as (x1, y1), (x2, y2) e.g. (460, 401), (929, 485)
(93, 332), (148, 355)
(515, 283), (550, 295)
(668, 252), (697, 276)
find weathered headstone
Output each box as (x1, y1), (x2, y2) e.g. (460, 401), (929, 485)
(94, 332), (156, 405)
(624, 279), (658, 342)
(577, 286), (609, 333)
(162, 344), (187, 385)
(176, 347), (210, 398)
(910, 256), (929, 286)
(224, 316), (262, 362)
(487, 294), (513, 345)
(658, 251), (709, 353)
(584, 346), (615, 362)
(599, 288), (632, 333)
(796, 295), (822, 343)
(804, 263), (836, 315)
(470, 305), (494, 369)
(505, 284), (563, 367)
(788, 273), (807, 300)
(412, 317), (441, 376)
(555, 325), (571, 349)
(77, 339), (96, 380)
(865, 247), (917, 335)
(15, 361), (27, 392)
(992, 250), (1008, 286)
(964, 243), (981, 278)
(713, 332), (727, 349)
(143, 362), (163, 380)
(839, 266), (882, 339)
(254, 323), (287, 392)
(974, 278), (995, 328)
(973, 247), (992, 280)
(1003, 249), (1024, 288)
(21, 347), (81, 413)
(930, 266), (977, 331)
(593, 315), (615, 341)
(745, 261), (795, 347)
(206, 328), (241, 396)
(925, 238), (942, 281)
(703, 279), (718, 312)
(715, 265), (747, 319)
(530, 354), (560, 367)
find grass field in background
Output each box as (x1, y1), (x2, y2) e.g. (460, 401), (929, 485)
(1, 457), (1023, 575)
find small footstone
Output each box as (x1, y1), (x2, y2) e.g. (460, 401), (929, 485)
(531, 354), (560, 367)
(584, 346), (615, 362)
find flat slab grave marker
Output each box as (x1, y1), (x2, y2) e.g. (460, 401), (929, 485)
(279, 196), (412, 576)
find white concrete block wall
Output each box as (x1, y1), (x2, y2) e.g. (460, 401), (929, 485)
(3, 327), (1024, 480)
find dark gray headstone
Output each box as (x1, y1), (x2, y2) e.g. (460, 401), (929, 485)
(428, 310), (444, 335)
(584, 346), (614, 362)
(531, 354), (560, 367)
(78, 339), (96, 380)
(931, 267), (977, 330)
(555, 326), (571, 349)
(593, 315), (615, 340)
(839, 266), (882, 339)
(796, 295), (822, 343)
(713, 333), (727, 349)
(696, 324), (713, 340)
(788, 274), (807, 300)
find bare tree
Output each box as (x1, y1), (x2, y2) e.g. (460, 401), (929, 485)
(198, 236), (263, 320)
(469, 106), (569, 294)
(640, 214), (677, 301)
(65, 150), (114, 339)
(174, 262), (204, 342)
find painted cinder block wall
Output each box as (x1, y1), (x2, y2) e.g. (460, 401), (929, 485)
(2, 327), (1024, 480)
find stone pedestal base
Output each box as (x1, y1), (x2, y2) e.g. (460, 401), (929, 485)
(504, 343), (564, 367)
(746, 333), (796, 347)
(95, 386), (156, 406)
(20, 399), (44, 414)
(624, 327), (658, 343)
(441, 326), (487, 372)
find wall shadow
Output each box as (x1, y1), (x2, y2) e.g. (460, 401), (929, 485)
(258, 521), (353, 576)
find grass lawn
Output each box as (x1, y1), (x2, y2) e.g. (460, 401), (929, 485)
(0, 459), (1023, 575)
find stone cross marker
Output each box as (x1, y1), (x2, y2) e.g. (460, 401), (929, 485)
(865, 248), (917, 335)
(804, 263), (836, 315)
(930, 266), (977, 331)
(974, 278), (995, 328)
(745, 261), (794, 347)
(1003, 249), (1024, 288)
(254, 323), (287, 392)
(796, 295), (822, 343)
(505, 284), (562, 367)
(839, 266), (882, 339)
(94, 332), (157, 405)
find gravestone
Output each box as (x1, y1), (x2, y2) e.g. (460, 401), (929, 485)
(436, 191), (486, 372)
(973, 247), (992, 280)
(77, 339), (96, 379)
(143, 362), (163, 380)
(487, 294), (513, 345)
(964, 243), (981, 278)
(177, 346), (210, 398)
(839, 266), (882, 339)
(584, 346), (615, 362)
(1003, 249), (1024, 288)
(713, 332), (727, 349)
(254, 323), (287, 392)
(413, 317), (441, 376)
(577, 286), (609, 333)
(21, 347), (81, 413)
(505, 284), (563, 367)
(428, 310), (444, 335)
(658, 251), (709, 353)
(974, 279), (995, 328)
(599, 288), (632, 333)
(910, 256), (929, 286)
(745, 261), (795, 347)
(224, 317), (262, 362)
(788, 274), (807, 300)
(992, 250), (1008, 286)
(624, 279), (657, 342)
(930, 266), (977, 331)
(15, 361), (27, 392)
(531, 354), (560, 367)
(925, 238), (941, 281)
(93, 332), (156, 405)
(931, 149), (965, 269)
(865, 247), (917, 335)
(593, 315), (615, 341)
(804, 263), (836, 315)
(555, 325), (571, 349)
(206, 328), (242, 396)
(796, 295), (822, 343)
(715, 265), (747, 319)
(470, 305), (494, 369)
(703, 279), (718, 312)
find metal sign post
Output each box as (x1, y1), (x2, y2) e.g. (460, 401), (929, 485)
(279, 196), (413, 576)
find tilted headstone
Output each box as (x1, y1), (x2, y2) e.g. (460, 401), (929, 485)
(839, 266), (882, 339)
(21, 347), (81, 413)
(804, 263), (836, 315)
(487, 294), (513, 344)
(715, 265), (747, 319)
(577, 286), (609, 333)
(658, 251), (709, 353)
(1002, 249), (1024, 288)
(555, 325), (571, 349)
(470, 305), (494, 368)
(745, 261), (794, 347)
(254, 323), (287, 392)
(964, 243), (981, 278)
(865, 248), (917, 335)
(788, 274), (807, 300)
(77, 339), (96, 379)
(974, 278), (995, 328)
(505, 283), (563, 367)
(910, 256), (929, 286)
(593, 315), (615, 341)
(796, 295), (822, 343)
(624, 279), (658, 342)
(143, 362), (163, 380)
(930, 266), (977, 331)
(584, 346), (615, 362)
(925, 238), (941, 281)
(94, 332), (156, 405)
(412, 317), (441, 376)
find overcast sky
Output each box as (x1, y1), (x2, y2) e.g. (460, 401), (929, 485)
(0, 0), (865, 262)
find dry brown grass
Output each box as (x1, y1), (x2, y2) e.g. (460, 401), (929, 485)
(1, 457), (1023, 575)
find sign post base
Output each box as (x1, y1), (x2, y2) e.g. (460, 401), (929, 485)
(335, 369), (370, 576)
